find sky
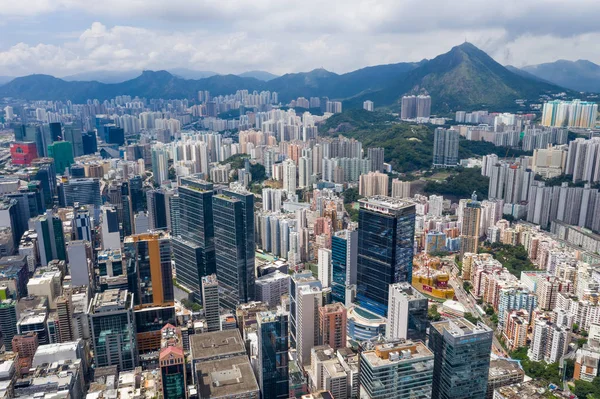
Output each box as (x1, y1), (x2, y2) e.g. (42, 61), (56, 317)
(1, 0), (600, 78)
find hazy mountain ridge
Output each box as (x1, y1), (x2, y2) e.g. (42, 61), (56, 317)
(0, 43), (575, 112)
(521, 59), (600, 92)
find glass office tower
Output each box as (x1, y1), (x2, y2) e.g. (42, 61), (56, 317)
(257, 310), (289, 399)
(172, 177), (216, 302)
(360, 339), (434, 399)
(213, 188), (255, 310)
(331, 229), (357, 305)
(89, 289), (137, 371)
(429, 318), (493, 399)
(356, 196), (416, 315)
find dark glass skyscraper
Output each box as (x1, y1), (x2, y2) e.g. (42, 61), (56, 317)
(213, 188), (255, 310)
(429, 318), (493, 399)
(172, 177), (216, 302)
(147, 189), (168, 230)
(128, 175), (145, 214)
(31, 157), (57, 207)
(82, 131), (98, 155)
(257, 310), (289, 399)
(331, 229), (357, 304)
(356, 196), (416, 316)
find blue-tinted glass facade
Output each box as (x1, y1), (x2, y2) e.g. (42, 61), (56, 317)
(357, 200), (415, 316)
(173, 178), (216, 302)
(213, 189), (255, 310)
(429, 319), (493, 399)
(331, 235), (347, 304)
(258, 312), (289, 399)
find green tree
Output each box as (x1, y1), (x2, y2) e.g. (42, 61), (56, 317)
(463, 312), (479, 325)
(463, 281), (472, 293)
(343, 187), (362, 204)
(428, 305), (442, 322)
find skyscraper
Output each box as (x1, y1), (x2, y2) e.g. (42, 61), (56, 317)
(66, 240), (93, 288)
(401, 96), (417, 120)
(147, 188), (169, 230)
(257, 310), (289, 399)
(296, 284), (325, 366)
(542, 99), (598, 128)
(159, 324), (187, 399)
(124, 232), (176, 352)
(459, 194), (482, 256)
(172, 177), (216, 302)
(331, 229), (358, 305)
(416, 95), (432, 118)
(283, 159), (297, 194)
(100, 205), (121, 250)
(61, 177), (102, 209)
(88, 289), (137, 371)
(429, 318), (493, 399)
(81, 131), (98, 155)
(56, 294), (74, 343)
(213, 188), (255, 310)
(368, 147), (385, 172)
(360, 339), (434, 399)
(47, 141), (74, 174)
(63, 124), (84, 157)
(432, 127), (459, 167)
(125, 232), (174, 307)
(151, 144), (170, 186)
(357, 196), (416, 315)
(0, 299), (18, 351)
(387, 282), (429, 342)
(202, 274), (221, 332)
(318, 302), (347, 350)
(317, 248), (332, 288)
(359, 171), (389, 197)
(30, 210), (66, 266)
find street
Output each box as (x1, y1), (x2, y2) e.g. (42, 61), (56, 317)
(448, 274), (509, 357)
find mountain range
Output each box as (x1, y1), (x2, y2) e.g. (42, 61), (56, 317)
(0, 43), (584, 112)
(520, 60), (600, 93)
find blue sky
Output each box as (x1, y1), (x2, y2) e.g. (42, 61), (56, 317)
(1, 0), (600, 77)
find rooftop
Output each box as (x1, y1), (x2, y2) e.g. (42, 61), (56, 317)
(362, 340), (434, 368)
(495, 382), (548, 399)
(431, 317), (493, 339)
(190, 329), (246, 361)
(197, 355), (259, 398)
(359, 196), (415, 214)
(90, 289), (131, 314)
(489, 359), (525, 380)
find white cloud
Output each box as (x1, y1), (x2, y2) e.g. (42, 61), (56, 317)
(1, 1), (600, 76)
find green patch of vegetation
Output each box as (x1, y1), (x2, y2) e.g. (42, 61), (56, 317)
(181, 298), (202, 312)
(463, 281), (472, 293)
(481, 242), (537, 277)
(502, 213), (516, 222)
(423, 167), (490, 200)
(459, 138), (533, 158)
(343, 187), (362, 204)
(510, 347), (563, 386)
(573, 377), (600, 399)
(218, 109), (243, 119)
(428, 305), (442, 322)
(319, 109), (396, 132)
(463, 312), (480, 325)
(345, 203), (359, 223)
(222, 153), (248, 169)
(250, 163), (266, 183)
